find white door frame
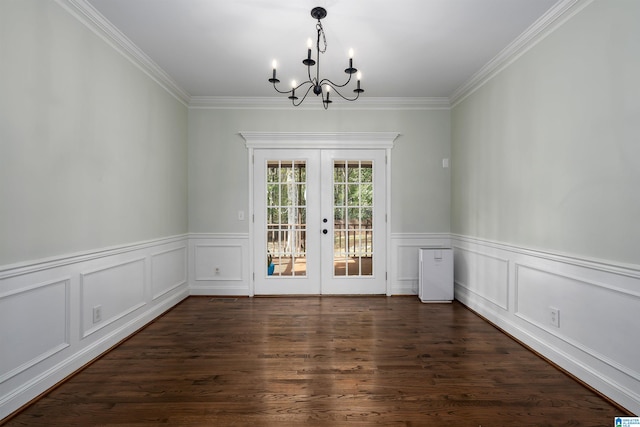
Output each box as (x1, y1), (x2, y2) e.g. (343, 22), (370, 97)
(240, 132), (399, 297)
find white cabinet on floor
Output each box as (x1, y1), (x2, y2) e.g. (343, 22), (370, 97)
(418, 248), (453, 303)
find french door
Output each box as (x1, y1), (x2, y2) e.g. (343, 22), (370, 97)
(253, 149), (386, 295)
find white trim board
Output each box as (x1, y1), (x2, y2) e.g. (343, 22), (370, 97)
(57, 0), (589, 111)
(240, 132), (400, 150)
(449, 0), (593, 107)
(452, 234), (640, 414)
(190, 97), (450, 110)
(54, 0), (190, 106)
(0, 236), (189, 421)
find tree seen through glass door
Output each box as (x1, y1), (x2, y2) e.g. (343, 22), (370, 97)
(266, 160), (307, 276)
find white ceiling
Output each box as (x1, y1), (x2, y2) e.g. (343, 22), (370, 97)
(84, 0), (560, 99)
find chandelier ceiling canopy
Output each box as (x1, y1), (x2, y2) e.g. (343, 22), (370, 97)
(269, 6), (363, 109)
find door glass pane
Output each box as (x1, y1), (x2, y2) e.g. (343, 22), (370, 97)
(333, 160), (373, 276)
(266, 160), (307, 277)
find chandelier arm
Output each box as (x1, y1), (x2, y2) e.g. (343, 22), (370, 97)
(322, 83), (362, 102)
(271, 81), (294, 95)
(294, 80), (313, 92)
(272, 79), (316, 95)
(319, 74), (354, 90)
(291, 84), (315, 107)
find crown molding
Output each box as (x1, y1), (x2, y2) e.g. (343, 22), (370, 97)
(55, 0), (589, 112)
(449, 0), (594, 108)
(54, 0), (191, 106)
(189, 96), (450, 111)
(53, 0), (449, 113)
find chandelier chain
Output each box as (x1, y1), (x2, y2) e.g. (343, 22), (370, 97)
(317, 22), (327, 54)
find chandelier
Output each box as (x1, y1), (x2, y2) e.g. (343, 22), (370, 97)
(268, 6), (364, 109)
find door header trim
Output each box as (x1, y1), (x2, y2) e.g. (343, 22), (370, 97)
(240, 132), (400, 149)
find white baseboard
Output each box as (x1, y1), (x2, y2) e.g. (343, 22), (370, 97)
(3, 232), (637, 418)
(0, 235), (189, 421)
(452, 234), (640, 415)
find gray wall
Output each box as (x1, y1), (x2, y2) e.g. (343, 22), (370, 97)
(0, 1), (189, 266)
(188, 108), (451, 235)
(451, 0), (640, 265)
(450, 2), (640, 412)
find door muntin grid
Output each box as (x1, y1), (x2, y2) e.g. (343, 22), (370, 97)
(266, 160), (307, 277)
(333, 160), (373, 276)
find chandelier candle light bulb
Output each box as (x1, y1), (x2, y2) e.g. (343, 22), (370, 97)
(270, 60), (279, 83)
(268, 6), (364, 109)
(289, 80), (298, 100)
(323, 84), (332, 107)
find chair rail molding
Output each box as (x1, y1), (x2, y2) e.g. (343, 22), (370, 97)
(0, 235), (189, 421)
(452, 233), (640, 414)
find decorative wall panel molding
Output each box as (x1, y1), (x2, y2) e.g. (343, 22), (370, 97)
(189, 234), (250, 296)
(452, 234), (640, 414)
(151, 246), (187, 300)
(0, 235), (189, 421)
(390, 233), (452, 295)
(514, 263), (640, 384)
(0, 279), (70, 384)
(453, 246), (509, 311)
(189, 233), (450, 297)
(80, 259), (146, 338)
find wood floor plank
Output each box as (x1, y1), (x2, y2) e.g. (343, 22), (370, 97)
(3, 296), (631, 426)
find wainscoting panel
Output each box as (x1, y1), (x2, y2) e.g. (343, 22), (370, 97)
(452, 234), (640, 415)
(0, 235), (189, 422)
(515, 264), (640, 385)
(189, 234), (250, 295)
(453, 246), (509, 311)
(0, 279), (69, 384)
(151, 246), (187, 300)
(389, 234), (451, 295)
(80, 259), (146, 338)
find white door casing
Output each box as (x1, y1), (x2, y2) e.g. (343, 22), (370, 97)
(241, 132), (399, 296)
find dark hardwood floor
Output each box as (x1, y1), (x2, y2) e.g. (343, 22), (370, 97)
(3, 297), (630, 426)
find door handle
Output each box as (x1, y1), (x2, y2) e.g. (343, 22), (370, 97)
(322, 229), (328, 234)
(323, 218), (328, 223)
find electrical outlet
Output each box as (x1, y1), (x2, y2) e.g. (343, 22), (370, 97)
(93, 305), (102, 324)
(549, 306), (560, 328)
